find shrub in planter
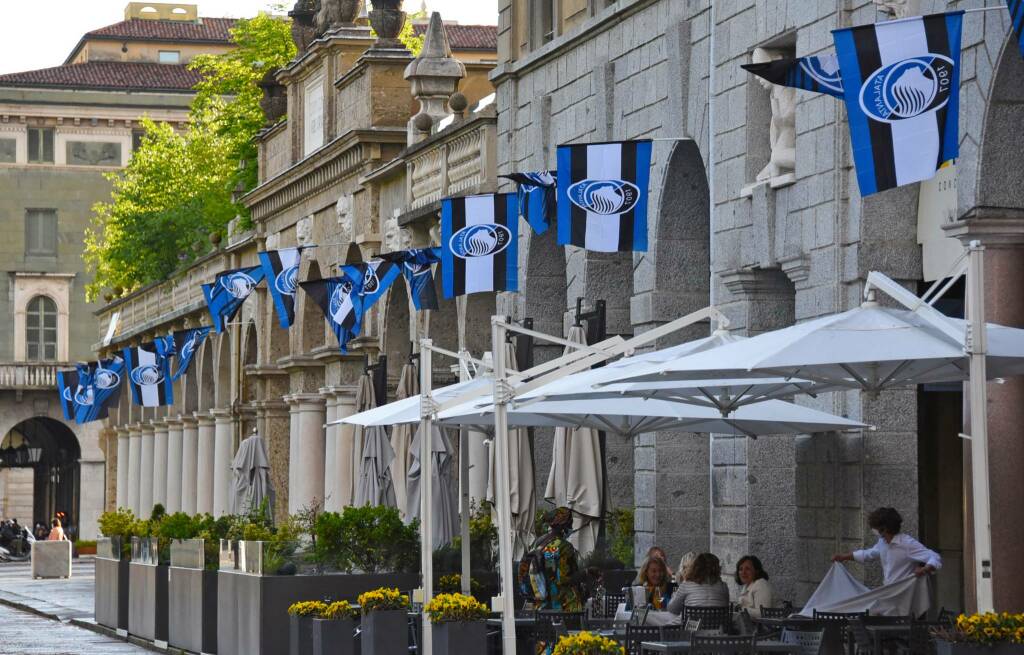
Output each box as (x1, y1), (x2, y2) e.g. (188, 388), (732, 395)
(98, 508), (136, 558)
(933, 613), (1024, 655)
(425, 593), (489, 654)
(288, 600), (327, 655)
(359, 587), (410, 654)
(553, 631), (626, 655)
(312, 601), (359, 655)
(75, 539), (97, 555)
(315, 506), (419, 573)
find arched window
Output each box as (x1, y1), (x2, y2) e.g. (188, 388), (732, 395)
(26, 295), (57, 361)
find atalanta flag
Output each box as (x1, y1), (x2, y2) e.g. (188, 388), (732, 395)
(441, 193), (518, 299)
(378, 248), (442, 311)
(57, 368), (80, 421)
(202, 265), (266, 333)
(832, 11), (963, 196)
(258, 247), (306, 329)
(123, 342), (174, 407)
(299, 265), (365, 353)
(166, 327), (210, 382)
(500, 171), (557, 235)
(556, 140), (652, 252)
(359, 259), (402, 312)
(75, 358), (125, 424)
(1009, 1), (1024, 59)
(742, 54), (844, 98)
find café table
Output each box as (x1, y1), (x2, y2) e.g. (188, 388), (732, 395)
(639, 639), (802, 654)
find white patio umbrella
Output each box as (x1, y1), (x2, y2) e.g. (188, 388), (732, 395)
(406, 424), (458, 547)
(339, 377), (492, 428)
(544, 325), (602, 556)
(389, 361), (418, 517)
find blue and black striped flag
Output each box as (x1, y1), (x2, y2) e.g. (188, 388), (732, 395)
(832, 11), (963, 196)
(500, 171), (557, 234)
(258, 247), (307, 329)
(377, 248), (442, 311)
(556, 140), (653, 252)
(299, 265), (365, 353)
(202, 265), (266, 333)
(742, 54), (844, 98)
(166, 327), (210, 382)
(359, 259), (402, 312)
(57, 368), (81, 421)
(441, 193), (519, 299)
(123, 343), (174, 407)
(74, 357), (125, 424)
(1009, 1), (1024, 58)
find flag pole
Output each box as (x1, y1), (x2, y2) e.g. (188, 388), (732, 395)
(456, 295), (472, 597)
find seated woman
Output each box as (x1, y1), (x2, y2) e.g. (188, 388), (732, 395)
(637, 555), (675, 610)
(633, 545), (676, 584)
(666, 553), (730, 614)
(734, 555), (774, 618)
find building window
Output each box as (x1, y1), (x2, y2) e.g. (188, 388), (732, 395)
(541, 0), (555, 43)
(132, 129), (147, 152)
(25, 295), (57, 362)
(27, 127), (54, 163)
(158, 50), (181, 64)
(25, 209), (57, 257)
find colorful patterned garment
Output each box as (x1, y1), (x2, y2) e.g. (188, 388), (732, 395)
(538, 536), (583, 612)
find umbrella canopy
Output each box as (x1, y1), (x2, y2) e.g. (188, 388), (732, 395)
(389, 361), (418, 517)
(406, 424), (458, 548)
(339, 377), (492, 427)
(353, 372), (397, 508)
(607, 301), (1024, 396)
(228, 432), (275, 519)
(543, 325), (602, 556)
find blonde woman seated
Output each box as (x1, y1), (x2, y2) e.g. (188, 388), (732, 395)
(734, 555), (774, 618)
(666, 553), (729, 615)
(636, 555), (676, 610)
(676, 551), (696, 583)
(633, 546), (676, 584)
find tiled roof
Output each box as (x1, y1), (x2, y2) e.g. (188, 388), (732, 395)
(0, 61), (202, 92)
(412, 24), (497, 51)
(84, 17), (237, 43)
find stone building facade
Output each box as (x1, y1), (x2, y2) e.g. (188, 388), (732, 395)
(0, 2), (237, 540)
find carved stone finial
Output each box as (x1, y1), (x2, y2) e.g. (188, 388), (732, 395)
(448, 91), (467, 116)
(368, 0), (407, 49)
(751, 47), (795, 184)
(258, 69), (287, 125)
(404, 12), (465, 144)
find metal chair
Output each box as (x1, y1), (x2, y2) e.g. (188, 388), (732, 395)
(848, 616), (876, 655)
(684, 606), (733, 632)
(690, 633), (756, 655)
(781, 628), (826, 655)
(906, 621), (938, 655)
(603, 593), (626, 618)
(625, 624), (664, 655)
(537, 609), (584, 629)
(761, 606), (791, 619)
(813, 610), (869, 646)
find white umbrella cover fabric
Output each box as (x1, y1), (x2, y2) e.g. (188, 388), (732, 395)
(228, 432), (275, 519)
(798, 563), (930, 618)
(543, 325), (602, 556)
(406, 424), (458, 548)
(355, 423), (397, 508)
(389, 362), (418, 517)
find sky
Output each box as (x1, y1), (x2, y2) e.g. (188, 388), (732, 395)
(0, 0), (498, 75)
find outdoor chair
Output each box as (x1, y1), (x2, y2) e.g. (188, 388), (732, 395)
(761, 606), (791, 619)
(735, 609), (756, 635)
(781, 628), (826, 655)
(603, 593), (627, 617)
(625, 624), (664, 655)
(690, 633), (756, 655)
(813, 609), (869, 646)
(848, 616), (876, 655)
(684, 606), (733, 632)
(536, 609), (584, 629)
(905, 621), (939, 655)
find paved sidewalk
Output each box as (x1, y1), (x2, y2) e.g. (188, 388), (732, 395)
(0, 603), (148, 654)
(0, 558), (96, 621)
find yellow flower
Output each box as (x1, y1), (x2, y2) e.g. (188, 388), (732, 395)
(287, 600), (328, 617)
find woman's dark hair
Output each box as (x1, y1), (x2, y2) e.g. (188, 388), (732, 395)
(683, 553), (721, 585)
(867, 507), (902, 535)
(734, 555), (770, 586)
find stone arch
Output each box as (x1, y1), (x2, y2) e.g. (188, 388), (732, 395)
(197, 339), (215, 412)
(213, 333), (232, 409)
(382, 285), (410, 382)
(296, 259), (326, 355)
(242, 320), (259, 404)
(182, 352), (199, 415)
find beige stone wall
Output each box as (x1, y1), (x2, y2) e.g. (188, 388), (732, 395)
(71, 40), (233, 66)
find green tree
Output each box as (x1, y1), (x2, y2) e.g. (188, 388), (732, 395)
(84, 13), (295, 300)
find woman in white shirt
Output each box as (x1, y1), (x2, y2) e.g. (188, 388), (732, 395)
(735, 555), (775, 618)
(833, 507), (942, 584)
(667, 553), (730, 615)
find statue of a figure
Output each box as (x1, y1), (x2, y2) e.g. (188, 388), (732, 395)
(752, 47), (796, 183)
(296, 215), (314, 246)
(315, 0), (361, 36)
(428, 220), (441, 247)
(336, 194), (352, 241)
(382, 211), (403, 253)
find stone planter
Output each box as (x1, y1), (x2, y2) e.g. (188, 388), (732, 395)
(368, 0), (406, 47)
(432, 620), (486, 654)
(168, 539), (217, 654)
(31, 540), (71, 578)
(312, 618), (358, 655)
(128, 537), (169, 645)
(290, 614), (316, 655)
(362, 609), (408, 654)
(936, 641), (1024, 655)
(94, 537), (130, 633)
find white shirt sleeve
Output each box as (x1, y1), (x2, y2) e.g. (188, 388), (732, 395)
(852, 539), (883, 563)
(903, 535), (943, 570)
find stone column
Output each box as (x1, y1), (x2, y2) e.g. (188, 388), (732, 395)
(288, 401), (300, 508)
(322, 386), (357, 512)
(127, 425), (142, 515)
(255, 401), (291, 521)
(139, 423), (155, 518)
(151, 420), (169, 510)
(180, 417), (199, 515)
(165, 418), (183, 513)
(195, 413), (216, 515)
(212, 409), (235, 517)
(286, 394), (326, 513)
(115, 427), (130, 510)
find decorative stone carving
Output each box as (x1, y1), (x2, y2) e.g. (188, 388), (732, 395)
(404, 12), (465, 144)
(752, 47), (796, 186)
(296, 215), (314, 245)
(289, 0), (317, 53)
(335, 194), (352, 240)
(265, 232), (280, 251)
(67, 142), (120, 166)
(368, 0), (407, 49)
(258, 69), (287, 126)
(315, 0), (360, 36)
(873, 0), (916, 18)
(428, 220), (441, 247)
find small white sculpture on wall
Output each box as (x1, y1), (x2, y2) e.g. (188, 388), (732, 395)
(296, 215), (313, 246)
(752, 47), (796, 186)
(383, 211), (402, 253)
(428, 220), (441, 247)
(335, 193), (352, 242)
(264, 232), (280, 251)
(873, 0), (916, 18)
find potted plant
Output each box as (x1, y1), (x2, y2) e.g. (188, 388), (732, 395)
(359, 587), (410, 654)
(553, 631), (626, 655)
(312, 600), (359, 655)
(934, 613), (1024, 655)
(96, 508), (135, 632)
(288, 600), (327, 655)
(166, 513), (222, 654)
(75, 539), (97, 556)
(425, 592), (489, 654)
(127, 506), (170, 643)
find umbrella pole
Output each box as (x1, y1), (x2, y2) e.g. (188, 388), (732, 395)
(457, 296), (472, 596)
(967, 242), (994, 611)
(491, 316), (518, 655)
(419, 339), (435, 655)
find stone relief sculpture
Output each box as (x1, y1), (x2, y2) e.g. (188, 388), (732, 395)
(752, 47), (796, 185)
(335, 193), (352, 241)
(296, 215), (314, 246)
(873, 0), (916, 18)
(315, 0), (360, 36)
(68, 142), (121, 166)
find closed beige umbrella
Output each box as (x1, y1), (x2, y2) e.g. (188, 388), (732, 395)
(544, 325), (603, 556)
(335, 374), (374, 509)
(389, 361), (418, 517)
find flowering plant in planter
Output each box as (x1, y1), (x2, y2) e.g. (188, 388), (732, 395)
(357, 587), (409, 613)
(553, 631), (626, 655)
(288, 600), (328, 617)
(320, 601), (359, 621)
(932, 613), (1024, 646)
(424, 593), (489, 623)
